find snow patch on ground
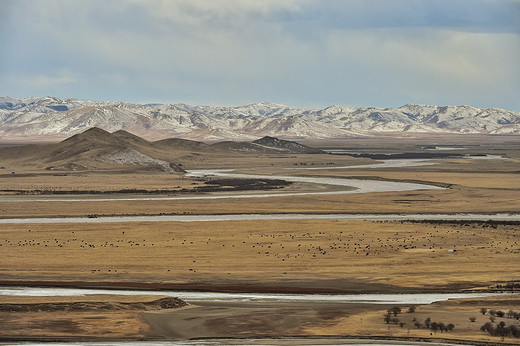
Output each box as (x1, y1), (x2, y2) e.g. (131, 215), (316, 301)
(101, 149), (175, 172)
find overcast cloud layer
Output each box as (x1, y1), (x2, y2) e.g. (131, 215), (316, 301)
(1, 0), (519, 110)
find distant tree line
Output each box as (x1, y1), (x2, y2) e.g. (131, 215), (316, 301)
(479, 308), (520, 339)
(481, 322), (520, 338)
(480, 308), (520, 320)
(382, 306), (455, 333)
(415, 317), (455, 333)
(493, 282), (520, 290)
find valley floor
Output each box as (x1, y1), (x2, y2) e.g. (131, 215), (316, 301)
(0, 136), (519, 344)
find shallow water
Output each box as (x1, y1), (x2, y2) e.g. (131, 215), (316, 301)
(285, 159), (437, 170)
(463, 154), (503, 160)
(0, 213), (518, 224)
(0, 164), (443, 203)
(0, 156), (506, 203)
(0, 286), (506, 305)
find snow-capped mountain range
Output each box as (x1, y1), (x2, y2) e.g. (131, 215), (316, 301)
(1, 96), (519, 141)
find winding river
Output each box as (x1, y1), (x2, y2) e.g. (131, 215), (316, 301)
(1, 156), (507, 204)
(0, 167), (443, 203)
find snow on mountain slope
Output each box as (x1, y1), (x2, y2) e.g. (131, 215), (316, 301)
(243, 115), (356, 139)
(0, 97), (519, 141)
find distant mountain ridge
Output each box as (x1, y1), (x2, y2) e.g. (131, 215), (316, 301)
(1, 96), (519, 141)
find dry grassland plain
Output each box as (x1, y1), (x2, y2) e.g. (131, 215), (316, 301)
(0, 135), (519, 343)
(1, 219), (519, 290)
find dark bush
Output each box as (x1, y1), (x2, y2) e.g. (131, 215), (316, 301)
(388, 306), (402, 317)
(431, 322), (439, 332)
(481, 322), (520, 338)
(481, 322), (494, 333)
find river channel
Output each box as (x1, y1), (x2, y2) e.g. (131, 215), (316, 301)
(0, 213), (519, 224)
(0, 287), (502, 345)
(0, 159), (446, 203)
(0, 287), (505, 305)
(1, 156), (506, 204)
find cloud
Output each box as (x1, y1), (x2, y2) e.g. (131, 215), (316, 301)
(1, 0), (519, 111)
(7, 69), (78, 88)
(29, 72), (77, 88)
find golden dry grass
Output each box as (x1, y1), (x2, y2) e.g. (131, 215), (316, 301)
(299, 295), (520, 345)
(0, 154), (518, 218)
(1, 220), (519, 290)
(2, 293), (519, 343)
(0, 310), (150, 339)
(0, 173), (199, 192)
(0, 183), (518, 218)
(0, 294), (185, 340)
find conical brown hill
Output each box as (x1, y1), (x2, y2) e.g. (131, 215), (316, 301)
(49, 128), (147, 162)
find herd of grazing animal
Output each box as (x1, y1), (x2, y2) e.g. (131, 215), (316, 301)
(1, 221), (518, 278)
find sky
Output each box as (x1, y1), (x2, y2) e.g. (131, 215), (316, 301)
(1, 0), (519, 111)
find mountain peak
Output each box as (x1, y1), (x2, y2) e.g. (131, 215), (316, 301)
(61, 127), (112, 143)
(84, 127), (111, 135)
(256, 135), (277, 141)
(1, 97), (519, 140)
